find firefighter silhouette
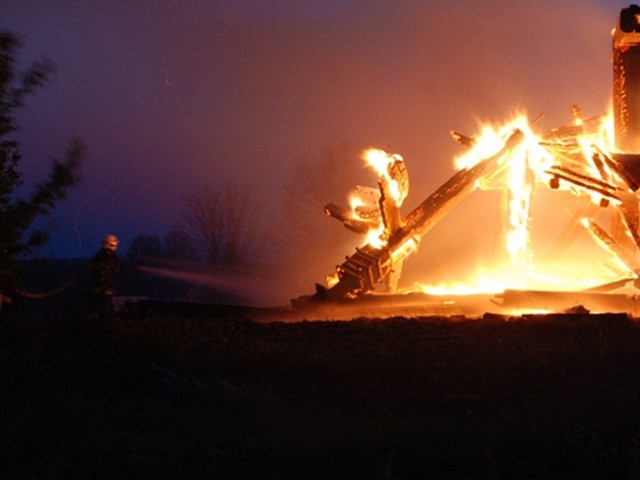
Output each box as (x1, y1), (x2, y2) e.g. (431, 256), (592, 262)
(90, 234), (120, 317)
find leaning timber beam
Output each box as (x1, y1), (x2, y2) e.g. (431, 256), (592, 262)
(295, 128), (525, 305)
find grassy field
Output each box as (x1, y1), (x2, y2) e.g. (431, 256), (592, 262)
(2, 307), (640, 479)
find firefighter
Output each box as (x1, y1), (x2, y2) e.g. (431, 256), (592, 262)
(90, 234), (120, 318)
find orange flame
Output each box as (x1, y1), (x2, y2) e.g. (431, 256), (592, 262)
(347, 148), (408, 249)
(417, 110), (630, 296)
(341, 111), (630, 298)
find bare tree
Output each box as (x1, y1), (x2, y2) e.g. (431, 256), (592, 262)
(125, 229), (200, 264)
(175, 179), (261, 270)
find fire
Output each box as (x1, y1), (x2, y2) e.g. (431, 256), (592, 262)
(417, 260), (620, 296)
(415, 110), (630, 296)
(351, 111), (632, 295)
(295, 5), (640, 313)
(365, 224), (386, 249)
(313, 105), (638, 309)
(332, 110), (632, 298)
(363, 148), (406, 204)
(347, 147), (409, 249)
(451, 115), (556, 264)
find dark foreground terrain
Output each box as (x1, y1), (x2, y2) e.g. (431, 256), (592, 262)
(2, 307), (640, 479)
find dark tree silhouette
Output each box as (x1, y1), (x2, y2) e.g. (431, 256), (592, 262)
(162, 227), (199, 261)
(0, 31), (85, 294)
(125, 230), (199, 263)
(125, 234), (164, 263)
(174, 179), (262, 270)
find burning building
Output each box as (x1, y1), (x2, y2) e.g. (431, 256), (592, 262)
(293, 5), (640, 316)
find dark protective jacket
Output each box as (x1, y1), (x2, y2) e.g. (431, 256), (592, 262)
(91, 248), (120, 295)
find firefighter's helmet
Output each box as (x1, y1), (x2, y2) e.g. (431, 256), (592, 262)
(103, 234), (119, 251)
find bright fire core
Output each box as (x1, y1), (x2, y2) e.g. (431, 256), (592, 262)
(345, 110), (637, 296)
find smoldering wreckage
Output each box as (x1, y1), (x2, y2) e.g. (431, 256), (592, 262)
(291, 4), (640, 318)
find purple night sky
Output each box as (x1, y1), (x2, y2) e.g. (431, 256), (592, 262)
(1, 0), (621, 260)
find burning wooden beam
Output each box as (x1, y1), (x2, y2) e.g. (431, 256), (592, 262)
(294, 5), (640, 310)
(293, 129), (525, 305)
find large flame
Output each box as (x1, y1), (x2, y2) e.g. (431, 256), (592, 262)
(401, 111), (630, 295)
(337, 110), (632, 298)
(418, 112), (629, 295)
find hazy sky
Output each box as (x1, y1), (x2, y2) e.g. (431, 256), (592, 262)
(0, 0), (626, 259)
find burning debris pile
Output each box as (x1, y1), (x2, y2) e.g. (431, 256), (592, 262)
(293, 5), (640, 315)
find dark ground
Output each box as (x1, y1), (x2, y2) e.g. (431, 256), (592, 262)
(2, 303), (640, 479)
